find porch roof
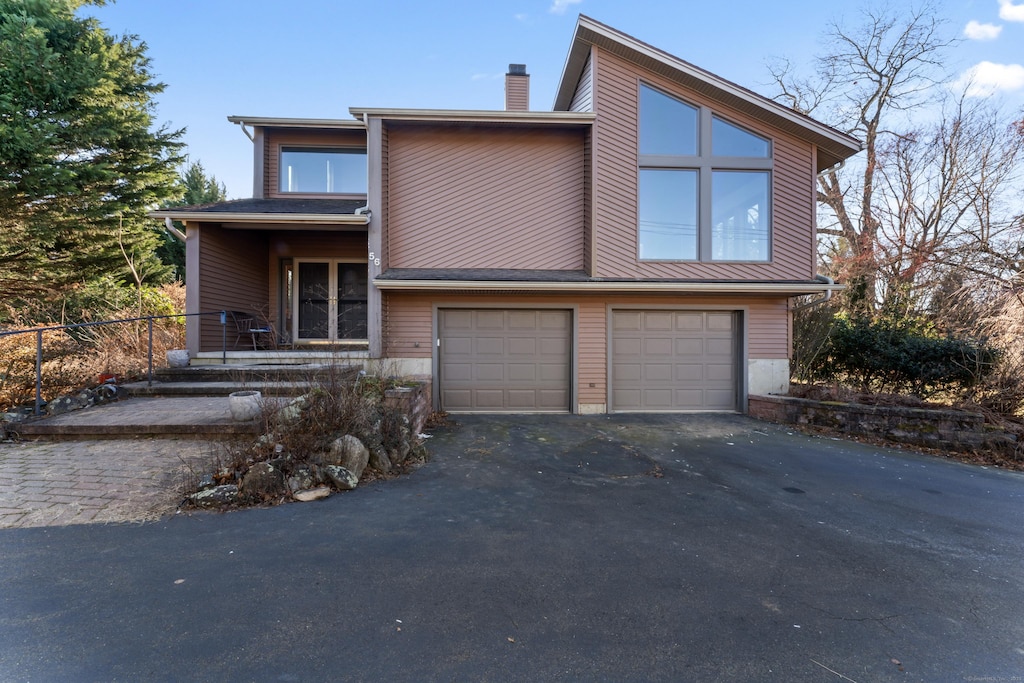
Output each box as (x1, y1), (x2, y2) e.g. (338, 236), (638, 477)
(150, 198), (369, 225)
(374, 268), (843, 295)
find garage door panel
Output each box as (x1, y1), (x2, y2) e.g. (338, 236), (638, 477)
(476, 337), (504, 355)
(508, 364), (536, 381)
(707, 313), (734, 331)
(440, 309), (571, 412)
(675, 364), (703, 381)
(643, 389), (673, 408)
(612, 310), (737, 411)
(644, 337), (673, 356)
(508, 337), (537, 355)
(539, 390), (569, 407)
(507, 311), (538, 329)
(475, 311), (505, 328)
(674, 312), (704, 331)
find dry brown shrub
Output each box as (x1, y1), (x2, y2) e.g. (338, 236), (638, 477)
(0, 283), (185, 412)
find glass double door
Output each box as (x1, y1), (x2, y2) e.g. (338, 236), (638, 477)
(294, 260), (368, 342)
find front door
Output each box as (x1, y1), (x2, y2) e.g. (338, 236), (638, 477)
(293, 260), (367, 343)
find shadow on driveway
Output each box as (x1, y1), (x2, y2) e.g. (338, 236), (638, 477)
(1, 413), (1023, 681)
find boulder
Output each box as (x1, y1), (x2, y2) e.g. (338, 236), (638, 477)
(326, 435), (369, 478)
(293, 486), (331, 502)
(188, 485), (238, 508)
(322, 465), (358, 491)
(240, 461), (285, 498)
(369, 446), (392, 473)
(287, 466), (316, 493)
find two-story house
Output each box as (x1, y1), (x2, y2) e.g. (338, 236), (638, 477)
(154, 15), (861, 414)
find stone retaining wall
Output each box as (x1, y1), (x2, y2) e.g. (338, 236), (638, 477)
(749, 394), (1017, 454)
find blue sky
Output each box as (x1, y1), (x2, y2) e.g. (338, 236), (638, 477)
(84, 0), (1024, 199)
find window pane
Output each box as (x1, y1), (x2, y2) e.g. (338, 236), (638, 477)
(712, 171), (769, 261)
(640, 85), (698, 156)
(639, 169), (698, 260)
(279, 148), (367, 194)
(712, 117), (770, 157)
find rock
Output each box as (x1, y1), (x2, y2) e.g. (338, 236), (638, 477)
(369, 446), (392, 473)
(326, 435), (369, 478)
(293, 486), (331, 502)
(197, 473), (216, 491)
(322, 465), (358, 490)
(240, 461), (285, 498)
(287, 466), (316, 492)
(277, 393), (312, 424)
(188, 485), (238, 508)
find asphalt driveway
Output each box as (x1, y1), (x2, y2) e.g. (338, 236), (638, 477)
(1, 414), (1023, 681)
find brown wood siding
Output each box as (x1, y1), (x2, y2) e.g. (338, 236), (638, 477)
(591, 48), (816, 280)
(386, 126), (585, 270)
(380, 125), (390, 270)
(570, 51), (594, 112)
(265, 129), (367, 199)
(196, 224), (270, 352)
(382, 292), (791, 405)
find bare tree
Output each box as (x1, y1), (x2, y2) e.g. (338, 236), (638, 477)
(769, 4), (955, 313)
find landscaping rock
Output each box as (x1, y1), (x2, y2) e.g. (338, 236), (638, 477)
(369, 446), (392, 473)
(326, 435), (369, 477)
(287, 466), (316, 492)
(240, 461), (285, 498)
(294, 486), (331, 502)
(197, 473), (216, 491)
(189, 485), (238, 508)
(322, 465), (358, 490)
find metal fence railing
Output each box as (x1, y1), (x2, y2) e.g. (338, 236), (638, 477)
(0, 310), (229, 416)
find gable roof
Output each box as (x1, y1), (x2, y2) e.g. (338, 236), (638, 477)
(554, 15), (861, 171)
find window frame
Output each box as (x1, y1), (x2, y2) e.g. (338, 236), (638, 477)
(276, 144), (368, 197)
(637, 83), (774, 263)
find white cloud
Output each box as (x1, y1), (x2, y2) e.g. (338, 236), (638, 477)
(514, 13), (529, 21)
(999, 0), (1024, 22)
(964, 20), (1002, 40)
(549, 0), (582, 15)
(955, 61), (1024, 96)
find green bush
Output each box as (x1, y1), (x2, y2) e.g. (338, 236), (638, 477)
(801, 313), (999, 397)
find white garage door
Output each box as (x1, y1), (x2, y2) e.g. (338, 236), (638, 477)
(612, 310), (737, 411)
(439, 309), (572, 412)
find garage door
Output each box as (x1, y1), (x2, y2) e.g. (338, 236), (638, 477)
(439, 309), (571, 412)
(612, 310), (737, 411)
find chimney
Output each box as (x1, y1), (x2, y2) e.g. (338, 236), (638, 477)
(505, 64), (529, 111)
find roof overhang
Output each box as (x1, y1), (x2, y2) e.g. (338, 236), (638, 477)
(149, 210), (368, 225)
(349, 108), (595, 127)
(554, 15), (861, 171)
(373, 278), (843, 295)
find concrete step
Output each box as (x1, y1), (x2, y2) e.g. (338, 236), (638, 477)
(154, 363), (360, 384)
(14, 397), (264, 441)
(123, 380), (315, 398)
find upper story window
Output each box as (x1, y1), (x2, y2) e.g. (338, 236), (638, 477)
(279, 147), (367, 194)
(638, 84), (772, 262)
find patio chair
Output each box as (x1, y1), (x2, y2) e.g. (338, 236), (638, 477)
(229, 311), (273, 351)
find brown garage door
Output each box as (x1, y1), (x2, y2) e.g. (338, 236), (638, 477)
(439, 309), (572, 412)
(612, 310), (737, 411)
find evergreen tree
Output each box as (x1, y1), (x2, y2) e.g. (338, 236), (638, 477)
(0, 0), (184, 320)
(156, 161), (227, 281)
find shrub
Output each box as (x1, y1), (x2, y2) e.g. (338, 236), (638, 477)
(799, 312), (998, 398)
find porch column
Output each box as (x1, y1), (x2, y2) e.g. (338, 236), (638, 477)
(366, 116), (383, 358)
(184, 222), (200, 355)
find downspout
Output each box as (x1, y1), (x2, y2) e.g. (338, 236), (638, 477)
(792, 274), (836, 311)
(164, 217), (186, 242)
(236, 120), (254, 142)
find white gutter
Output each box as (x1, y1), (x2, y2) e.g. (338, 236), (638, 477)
(792, 274), (841, 310)
(373, 279), (843, 295)
(149, 211), (369, 225)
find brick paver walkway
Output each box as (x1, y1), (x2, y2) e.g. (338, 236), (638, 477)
(0, 438), (214, 529)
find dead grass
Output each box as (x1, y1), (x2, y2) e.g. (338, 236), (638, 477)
(0, 283), (185, 413)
